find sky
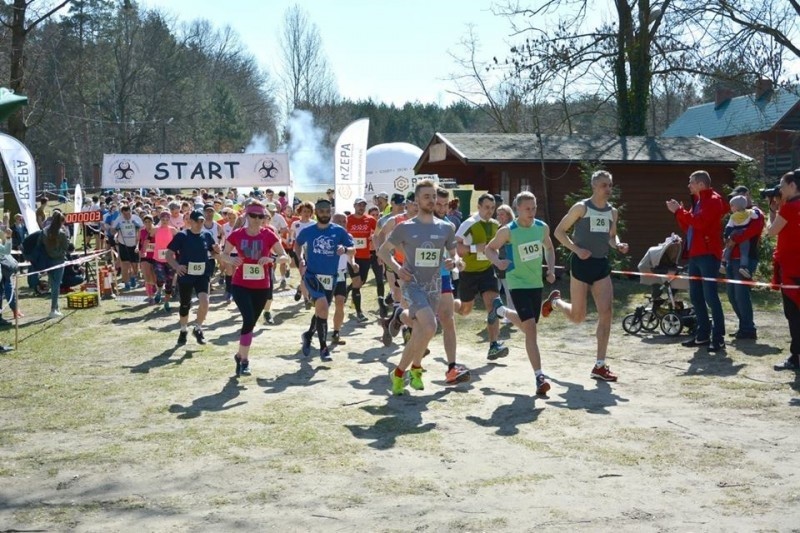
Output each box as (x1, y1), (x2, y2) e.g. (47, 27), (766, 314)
(139, 0), (518, 107)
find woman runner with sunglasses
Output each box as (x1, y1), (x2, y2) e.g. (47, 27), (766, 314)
(221, 201), (288, 377)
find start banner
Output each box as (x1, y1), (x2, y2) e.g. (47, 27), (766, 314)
(102, 153), (291, 189)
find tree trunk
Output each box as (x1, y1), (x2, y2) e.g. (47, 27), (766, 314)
(2, 0), (29, 217)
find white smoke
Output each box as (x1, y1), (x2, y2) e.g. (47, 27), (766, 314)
(244, 134), (271, 154)
(281, 109), (331, 194)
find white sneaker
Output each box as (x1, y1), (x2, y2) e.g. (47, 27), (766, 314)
(49, 310), (63, 319)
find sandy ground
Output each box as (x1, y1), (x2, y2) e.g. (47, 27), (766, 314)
(1, 280), (799, 532)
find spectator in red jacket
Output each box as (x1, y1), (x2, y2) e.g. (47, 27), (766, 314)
(723, 186), (764, 340)
(666, 170), (728, 352)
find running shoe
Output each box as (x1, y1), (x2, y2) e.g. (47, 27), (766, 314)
(177, 330), (188, 345)
(263, 311), (275, 325)
(234, 354), (244, 377)
(409, 367), (424, 390)
(402, 326), (412, 345)
(356, 312), (369, 324)
(331, 331), (346, 345)
(154, 291), (162, 304)
(390, 370), (405, 396)
(294, 289), (302, 302)
(320, 347), (332, 362)
(146, 297), (155, 305)
(487, 296), (503, 325)
(535, 374), (551, 396)
(380, 319), (392, 347)
(240, 357), (251, 376)
(445, 364), (471, 384)
(388, 307), (403, 338)
(48, 310), (63, 319)
(487, 342), (509, 360)
(301, 331), (312, 357)
(774, 357), (800, 371)
(591, 364), (618, 382)
(541, 290), (561, 318)
(279, 278), (287, 290)
(163, 301), (171, 313)
(192, 327), (206, 345)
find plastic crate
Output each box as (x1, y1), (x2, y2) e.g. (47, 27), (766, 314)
(66, 292), (99, 309)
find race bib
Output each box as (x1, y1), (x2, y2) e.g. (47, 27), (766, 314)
(157, 249), (168, 261)
(518, 241), (542, 262)
(187, 262), (206, 276)
(476, 251), (488, 262)
(145, 243), (155, 254)
(354, 237), (368, 249)
(415, 248), (441, 268)
(316, 274), (334, 291)
(243, 264), (264, 280)
(590, 215), (611, 233)
(337, 269), (347, 283)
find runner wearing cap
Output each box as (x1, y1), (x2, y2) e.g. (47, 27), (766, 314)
(112, 204), (143, 291)
(374, 192), (390, 216)
(202, 203), (225, 293)
(295, 199), (354, 362)
(266, 202), (290, 288)
(346, 196), (378, 323)
(485, 191), (557, 396)
(222, 200), (288, 377)
(166, 209), (220, 346)
(289, 201), (316, 307)
(379, 179), (458, 395)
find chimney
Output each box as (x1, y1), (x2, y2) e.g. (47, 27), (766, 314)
(714, 87), (734, 109)
(755, 78), (773, 100)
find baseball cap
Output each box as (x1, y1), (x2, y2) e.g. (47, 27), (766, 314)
(405, 191), (416, 202)
(189, 210), (205, 221)
(390, 193), (405, 205)
(375, 192), (389, 200)
(203, 203), (215, 211)
(729, 195), (748, 210)
(326, 188), (335, 194)
(265, 202), (277, 211)
(354, 197), (367, 205)
(224, 199), (234, 206)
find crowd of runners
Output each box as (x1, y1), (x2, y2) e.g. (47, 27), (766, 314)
(46, 166), (800, 395)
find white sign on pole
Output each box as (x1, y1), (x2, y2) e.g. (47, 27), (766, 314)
(333, 118), (369, 209)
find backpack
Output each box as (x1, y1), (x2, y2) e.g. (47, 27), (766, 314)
(22, 230), (47, 271)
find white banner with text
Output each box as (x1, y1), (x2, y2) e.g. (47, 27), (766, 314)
(102, 153), (291, 189)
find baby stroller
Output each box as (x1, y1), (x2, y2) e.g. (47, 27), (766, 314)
(622, 234), (696, 336)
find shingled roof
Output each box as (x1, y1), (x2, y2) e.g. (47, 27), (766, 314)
(662, 90), (800, 138)
(424, 133), (749, 165)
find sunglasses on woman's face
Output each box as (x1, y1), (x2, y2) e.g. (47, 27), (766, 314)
(248, 213), (266, 219)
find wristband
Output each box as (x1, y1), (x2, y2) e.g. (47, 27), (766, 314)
(470, 245), (477, 254)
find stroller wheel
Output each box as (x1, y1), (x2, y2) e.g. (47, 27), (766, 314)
(641, 311), (659, 331)
(660, 312), (683, 336)
(622, 313), (643, 334)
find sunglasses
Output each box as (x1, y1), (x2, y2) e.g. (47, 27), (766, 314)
(248, 213), (266, 219)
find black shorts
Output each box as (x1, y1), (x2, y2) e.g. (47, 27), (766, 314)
(349, 258), (372, 284)
(106, 235), (116, 248)
(85, 225), (101, 236)
(510, 288), (543, 323)
(458, 269), (498, 303)
(118, 244), (140, 263)
(177, 275), (210, 296)
(334, 280), (348, 298)
(570, 255), (611, 286)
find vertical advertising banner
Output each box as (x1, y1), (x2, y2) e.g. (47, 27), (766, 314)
(0, 132), (38, 232)
(73, 183), (83, 245)
(333, 118), (369, 210)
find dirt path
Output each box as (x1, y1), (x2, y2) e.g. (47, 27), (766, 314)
(1, 283), (798, 531)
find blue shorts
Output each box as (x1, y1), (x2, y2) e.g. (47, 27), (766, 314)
(441, 275), (453, 294)
(303, 272), (334, 303)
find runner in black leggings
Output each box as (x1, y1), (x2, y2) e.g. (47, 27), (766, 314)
(222, 201), (288, 377)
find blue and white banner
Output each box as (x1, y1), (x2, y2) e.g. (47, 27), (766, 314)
(102, 153), (291, 189)
(0, 132), (38, 232)
(72, 183), (83, 245)
(334, 119), (369, 209)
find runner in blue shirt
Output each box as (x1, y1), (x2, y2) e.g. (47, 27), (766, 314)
(295, 199), (354, 362)
(166, 210), (220, 346)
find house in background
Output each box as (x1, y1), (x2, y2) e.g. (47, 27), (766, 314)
(415, 133), (750, 261)
(663, 81), (800, 180)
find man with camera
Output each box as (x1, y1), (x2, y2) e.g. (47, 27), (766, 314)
(724, 186), (764, 340)
(766, 169), (800, 371)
